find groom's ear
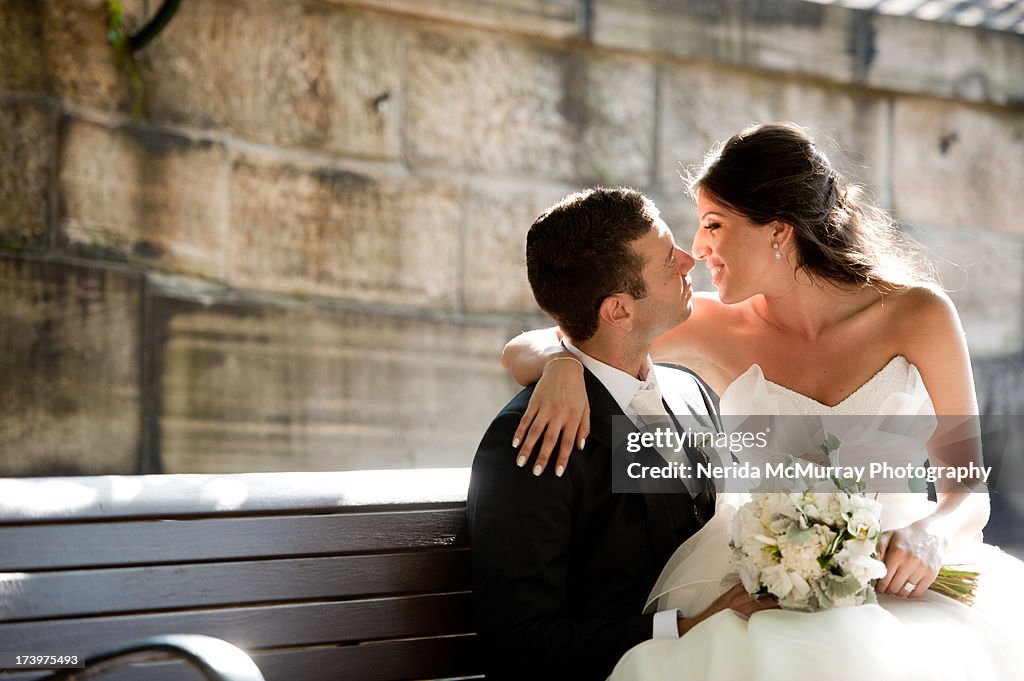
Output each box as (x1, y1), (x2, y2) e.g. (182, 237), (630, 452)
(598, 294), (634, 333)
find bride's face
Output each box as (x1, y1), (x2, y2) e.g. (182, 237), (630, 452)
(691, 192), (777, 304)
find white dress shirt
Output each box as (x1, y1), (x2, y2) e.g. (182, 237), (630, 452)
(561, 340), (681, 639)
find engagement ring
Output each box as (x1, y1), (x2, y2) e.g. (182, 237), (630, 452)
(903, 582), (916, 594)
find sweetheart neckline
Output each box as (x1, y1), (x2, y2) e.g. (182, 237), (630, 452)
(725, 355), (911, 410)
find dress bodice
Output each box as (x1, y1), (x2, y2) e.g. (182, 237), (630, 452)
(716, 355), (939, 517)
(719, 355), (934, 417)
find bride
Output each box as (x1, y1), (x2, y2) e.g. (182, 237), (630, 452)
(502, 122), (1024, 679)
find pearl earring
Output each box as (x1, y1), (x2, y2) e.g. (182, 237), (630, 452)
(772, 243), (781, 260)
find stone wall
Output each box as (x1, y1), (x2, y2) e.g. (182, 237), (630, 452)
(2, 0), (1023, 477)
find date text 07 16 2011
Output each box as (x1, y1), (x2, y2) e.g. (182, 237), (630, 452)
(0, 653), (83, 669)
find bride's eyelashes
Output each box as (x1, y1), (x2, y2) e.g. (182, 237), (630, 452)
(703, 222), (721, 231)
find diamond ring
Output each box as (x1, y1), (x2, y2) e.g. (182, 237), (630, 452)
(903, 582), (916, 594)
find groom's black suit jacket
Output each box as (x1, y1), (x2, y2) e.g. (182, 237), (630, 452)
(468, 364), (720, 681)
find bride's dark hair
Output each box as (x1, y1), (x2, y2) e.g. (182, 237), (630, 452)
(689, 122), (936, 288)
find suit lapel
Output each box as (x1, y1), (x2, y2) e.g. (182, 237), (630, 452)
(655, 364), (719, 512)
(656, 365), (714, 429)
(583, 369), (682, 561)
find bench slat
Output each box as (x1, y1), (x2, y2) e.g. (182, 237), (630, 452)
(0, 509), (468, 570)
(0, 593), (475, 651)
(0, 637), (483, 681)
(0, 551), (469, 622)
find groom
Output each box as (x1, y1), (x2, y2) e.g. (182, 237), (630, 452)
(468, 188), (769, 680)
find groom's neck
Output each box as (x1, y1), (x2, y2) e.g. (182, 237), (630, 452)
(575, 333), (650, 381)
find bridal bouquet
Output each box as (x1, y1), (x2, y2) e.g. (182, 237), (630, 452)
(730, 490), (887, 611)
(730, 435), (979, 610)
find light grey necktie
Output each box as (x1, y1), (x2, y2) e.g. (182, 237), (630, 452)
(628, 384), (705, 494)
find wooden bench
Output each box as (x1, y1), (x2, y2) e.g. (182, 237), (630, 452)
(0, 469), (481, 681)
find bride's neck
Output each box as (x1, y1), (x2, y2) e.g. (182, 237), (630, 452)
(755, 280), (882, 339)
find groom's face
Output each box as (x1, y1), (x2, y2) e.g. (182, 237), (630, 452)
(630, 213), (696, 337)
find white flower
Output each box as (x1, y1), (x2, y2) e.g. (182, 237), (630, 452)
(761, 564), (795, 599)
(847, 507), (881, 540)
(780, 524), (835, 580)
(764, 493), (803, 520)
(839, 493), (881, 518)
(738, 562), (761, 594)
(835, 539), (887, 583)
(804, 492), (843, 525)
(732, 505), (764, 554)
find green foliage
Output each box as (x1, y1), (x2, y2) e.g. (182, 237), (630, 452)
(107, 1), (145, 117)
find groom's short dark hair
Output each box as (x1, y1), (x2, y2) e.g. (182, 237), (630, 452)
(526, 187), (652, 342)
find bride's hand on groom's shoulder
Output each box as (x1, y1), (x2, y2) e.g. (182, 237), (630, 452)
(678, 584), (778, 637)
(875, 523), (945, 599)
(513, 358), (590, 478)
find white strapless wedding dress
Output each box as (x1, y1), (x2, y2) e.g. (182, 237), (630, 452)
(610, 356), (1024, 681)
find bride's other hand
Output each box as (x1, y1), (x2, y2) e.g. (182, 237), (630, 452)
(876, 522), (945, 598)
(512, 357), (590, 477)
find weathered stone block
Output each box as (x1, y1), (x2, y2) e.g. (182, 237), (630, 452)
(152, 293), (523, 472)
(228, 154), (459, 307)
(0, 1), (51, 94)
(40, 0), (151, 113)
(892, 99), (1024, 237)
(656, 66), (889, 201)
(906, 224), (1024, 356)
(334, 0), (578, 39)
(140, 0), (403, 158)
(407, 30), (656, 185)
(460, 179), (569, 315)
(0, 100), (55, 249)
(593, 0), (1024, 106)
(593, 1), (858, 88)
(870, 11), (1024, 107)
(59, 116), (230, 277)
(0, 256), (142, 475)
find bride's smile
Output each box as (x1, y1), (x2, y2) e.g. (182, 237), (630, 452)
(691, 191), (788, 305)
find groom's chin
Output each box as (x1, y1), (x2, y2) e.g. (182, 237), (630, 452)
(676, 300), (694, 325)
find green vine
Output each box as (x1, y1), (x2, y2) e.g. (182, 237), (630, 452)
(107, 1), (145, 117)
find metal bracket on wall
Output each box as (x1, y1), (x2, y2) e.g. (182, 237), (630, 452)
(127, 0), (182, 52)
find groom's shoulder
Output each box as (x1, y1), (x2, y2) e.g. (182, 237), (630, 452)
(473, 384), (537, 458)
(496, 383), (537, 420)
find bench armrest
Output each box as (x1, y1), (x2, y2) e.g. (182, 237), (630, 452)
(40, 634), (265, 681)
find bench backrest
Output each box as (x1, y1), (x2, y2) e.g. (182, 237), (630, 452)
(0, 469), (480, 681)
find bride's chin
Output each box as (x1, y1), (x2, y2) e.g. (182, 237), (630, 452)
(717, 288), (755, 306)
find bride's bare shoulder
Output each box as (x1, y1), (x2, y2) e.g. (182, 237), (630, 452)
(887, 283), (958, 317)
(885, 283), (964, 338)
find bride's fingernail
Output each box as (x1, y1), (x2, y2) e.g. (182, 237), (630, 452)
(512, 437), (521, 448)
(555, 465), (565, 477)
(533, 464), (543, 476)
(579, 438), (586, 450)
(516, 455), (526, 467)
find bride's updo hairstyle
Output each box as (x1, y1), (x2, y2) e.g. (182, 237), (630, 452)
(689, 122), (935, 288)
